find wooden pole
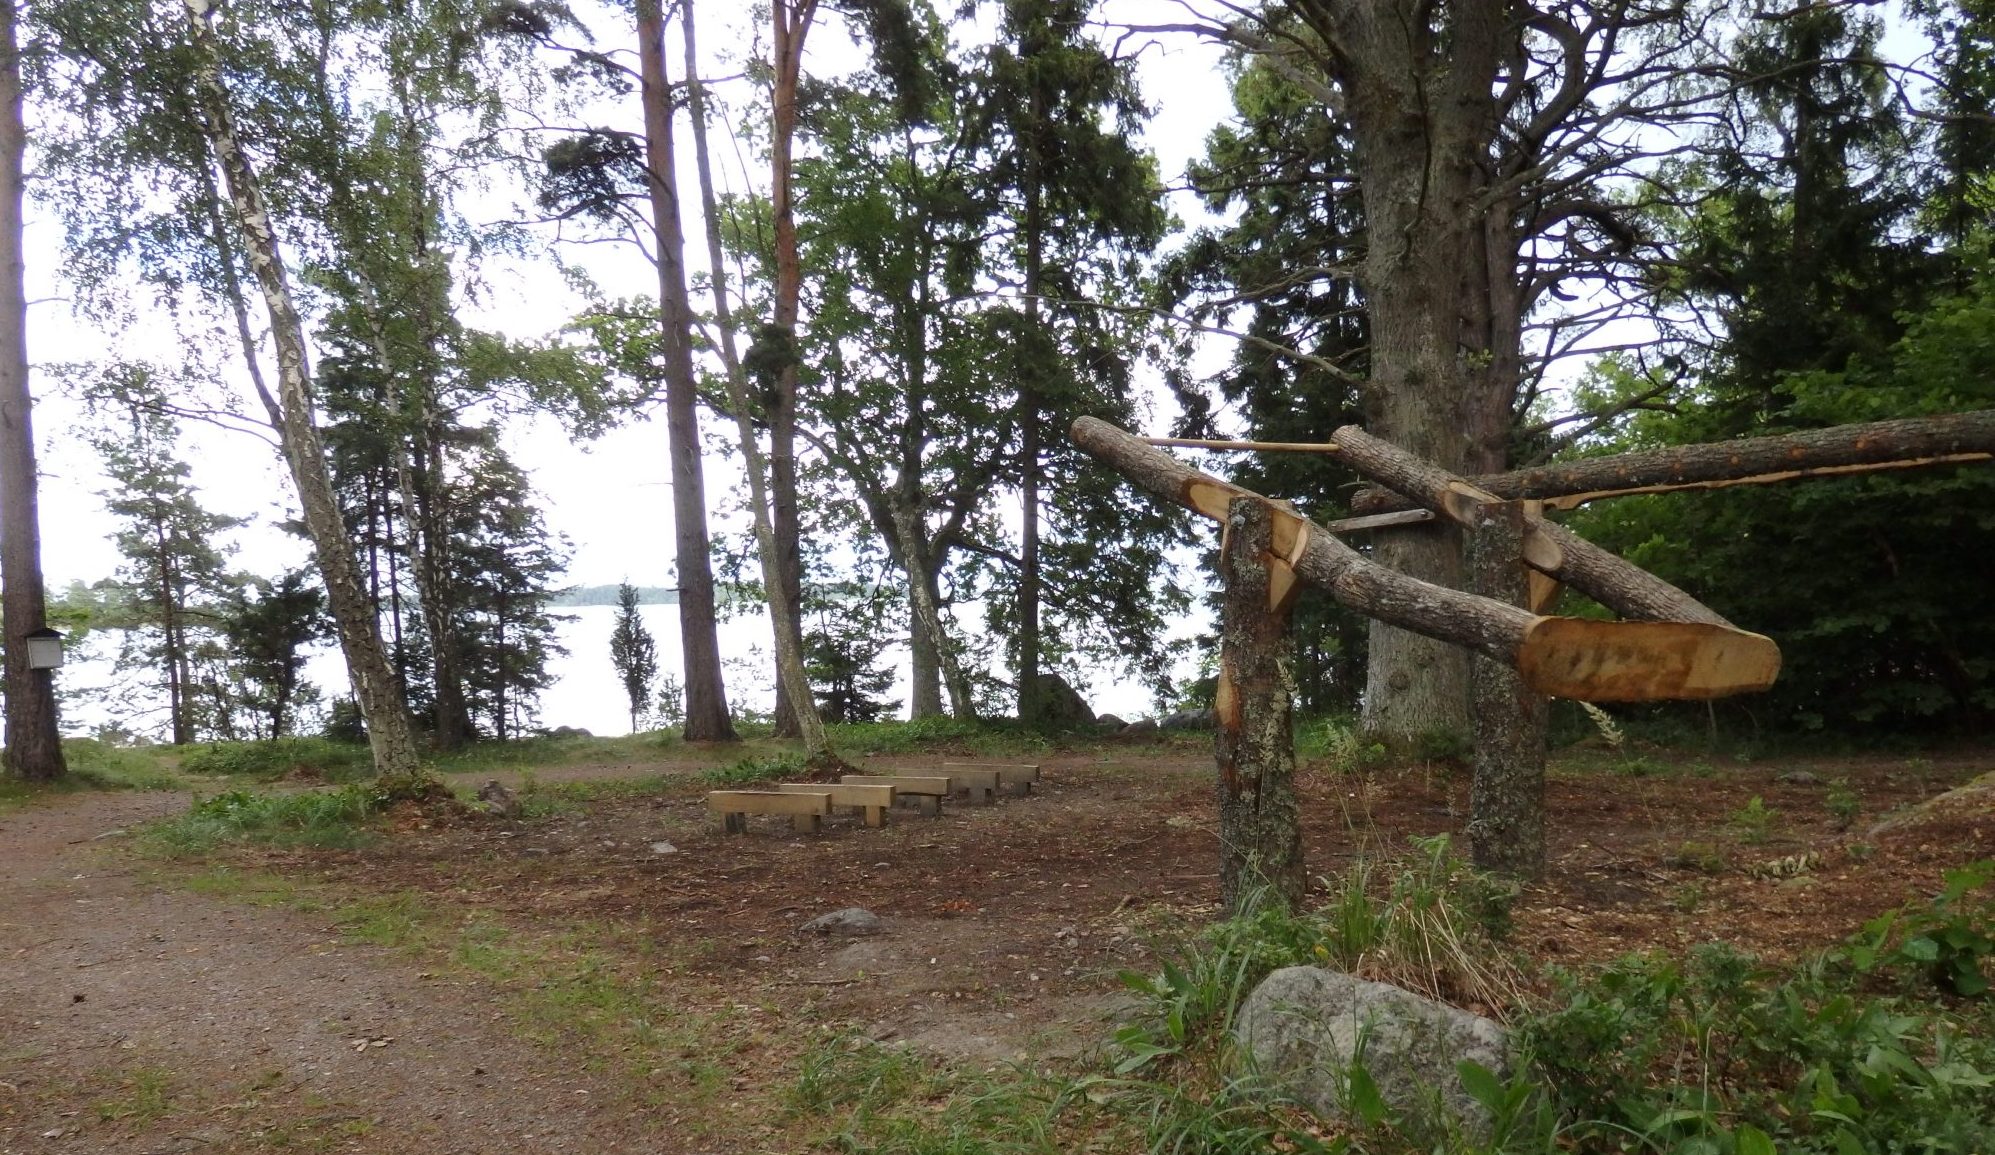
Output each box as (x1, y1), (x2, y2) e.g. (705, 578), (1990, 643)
(1216, 497), (1306, 912)
(1348, 410), (1995, 515)
(1466, 501), (1547, 878)
(1071, 416), (1781, 702)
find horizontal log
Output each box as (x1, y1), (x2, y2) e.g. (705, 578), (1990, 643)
(1331, 425), (1731, 627)
(1071, 417), (1779, 701)
(1350, 410), (1995, 515)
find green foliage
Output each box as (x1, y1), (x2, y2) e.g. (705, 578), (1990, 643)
(825, 716), (1052, 757)
(1844, 863), (1995, 997)
(608, 582), (658, 732)
(1825, 778), (1862, 831)
(178, 737), (375, 782)
(701, 753), (807, 788)
(1525, 888), (1995, 1155)
(805, 581), (900, 724)
(1730, 796), (1778, 845)
(150, 786), (382, 852)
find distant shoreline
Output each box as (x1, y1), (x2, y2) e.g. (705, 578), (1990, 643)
(550, 584), (680, 607)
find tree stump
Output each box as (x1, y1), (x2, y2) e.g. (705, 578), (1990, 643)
(1216, 497), (1306, 912)
(1467, 500), (1548, 877)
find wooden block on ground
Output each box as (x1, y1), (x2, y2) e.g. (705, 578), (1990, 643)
(709, 789), (830, 834)
(842, 774), (951, 817)
(929, 766), (999, 804)
(943, 761), (1040, 795)
(778, 782), (896, 827)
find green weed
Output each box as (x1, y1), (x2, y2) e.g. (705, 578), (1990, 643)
(179, 737), (375, 782)
(147, 785), (383, 852)
(1730, 795), (1777, 844)
(1825, 777), (1862, 831)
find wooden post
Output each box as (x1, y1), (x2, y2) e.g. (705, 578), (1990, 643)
(1216, 497), (1306, 912)
(1466, 501), (1547, 877)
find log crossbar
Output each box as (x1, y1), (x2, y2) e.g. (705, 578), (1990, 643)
(1073, 416), (1781, 703)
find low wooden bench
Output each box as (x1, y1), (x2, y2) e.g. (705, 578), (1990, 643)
(710, 790), (830, 834)
(777, 782), (896, 827)
(924, 765), (998, 805)
(944, 761), (1041, 796)
(841, 774), (951, 816)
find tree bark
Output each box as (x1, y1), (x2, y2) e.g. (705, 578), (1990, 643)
(638, 0), (735, 742)
(0, 0), (62, 782)
(1466, 501), (1546, 878)
(907, 595), (942, 718)
(184, 0), (422, 779)
(888, 500), (975, 719)
(1216, 497), (1306, 912)
(1348, 410), (1995, 514)
(767, 0), (816, 739)
(681, 0), (829, 758)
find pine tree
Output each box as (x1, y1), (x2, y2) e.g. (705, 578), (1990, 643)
(222, 568), (329, 739)
(608, 581), (657, 732)
(86, 366), (243, 744)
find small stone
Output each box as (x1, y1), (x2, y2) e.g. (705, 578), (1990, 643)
(1776, 770), (1821, 785)
(799, 908), (884, 936)
(649, 841), (678, 855)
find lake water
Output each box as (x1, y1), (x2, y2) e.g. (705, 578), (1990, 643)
(59, 602), (1164, 740)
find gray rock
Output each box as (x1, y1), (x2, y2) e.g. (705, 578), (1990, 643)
(649, 840), (678, 855)
(1096, 713), (1128, 731)
(1122, 718), (1159, 737)
(1026, 673), (1096, 728)
(1776, 770), (1821, 785)
(1159, 707), (1216, 731)
(476, 779), (522, 819)
(1236, 966), (1508, 1136)
(800, 907), (885, 937)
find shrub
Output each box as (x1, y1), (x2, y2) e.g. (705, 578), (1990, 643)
(179, 737), (373, 782)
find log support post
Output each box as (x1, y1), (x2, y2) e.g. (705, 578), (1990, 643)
(1216, 497), (1306, 913)
(1467, 500), (1548, 877)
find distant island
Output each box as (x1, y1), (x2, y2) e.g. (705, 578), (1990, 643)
(551, 585), (680, 607)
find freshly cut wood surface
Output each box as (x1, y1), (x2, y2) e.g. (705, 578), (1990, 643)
(1350, 410), (1995, 514)
(708, 790), (830, 817)
(1517, 618), (1781, 701)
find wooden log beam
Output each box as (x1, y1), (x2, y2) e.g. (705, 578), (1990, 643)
(1349, 410), (1995, 515)
(1331, 425), (1731, 627)
(1071, 416), (1780, 701)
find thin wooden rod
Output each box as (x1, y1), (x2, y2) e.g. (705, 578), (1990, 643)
(1142, 436), (1342, 453)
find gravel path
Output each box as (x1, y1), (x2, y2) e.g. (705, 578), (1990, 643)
(0, 790), (674, 1154)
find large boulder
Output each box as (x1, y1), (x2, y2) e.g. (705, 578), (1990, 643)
(1026, 673), (1095, 728)
(1235, 966), (1508, 1136)
(1159, 707), (1215, 731)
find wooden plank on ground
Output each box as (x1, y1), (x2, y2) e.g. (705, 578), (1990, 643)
(778, 782), (896, 827)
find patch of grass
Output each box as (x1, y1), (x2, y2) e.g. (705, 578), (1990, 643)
(827, 716), (1057, 757)
(702, 753), (805, 787)
(146, 786), (383, 853)
(1825, 776), (1862, 831)
(91, 1065), (173, 1123)
(1669, 840), (1729, 874)
(0, 741), (182, 811)
(431, 732), (673, 776)
(179, 737), (373, 783)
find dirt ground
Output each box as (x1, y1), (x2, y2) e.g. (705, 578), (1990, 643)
(2, 740), (1991, 1153)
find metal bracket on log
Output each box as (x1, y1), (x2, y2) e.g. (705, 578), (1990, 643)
(1073, 416), (1781, 703)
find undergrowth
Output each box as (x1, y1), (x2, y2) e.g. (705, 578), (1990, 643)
(147, 776), (444, 853)
(179, 737), (374, 782)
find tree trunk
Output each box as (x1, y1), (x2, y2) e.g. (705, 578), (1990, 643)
(908, 597), (942, 718)
(767, 0), (814, 740)
(1216, 497), (1306, 912)
(184, 0), (422, 779)
(638, 0), (735, 743)
(0, 0), (62, 782)
(681, 0), (829, 759)
(1349, 409), (1995, 514)
(888, 500), (975, 719)
(1292, 0), (1513, 746)
(1466, 501), (1546, 877)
